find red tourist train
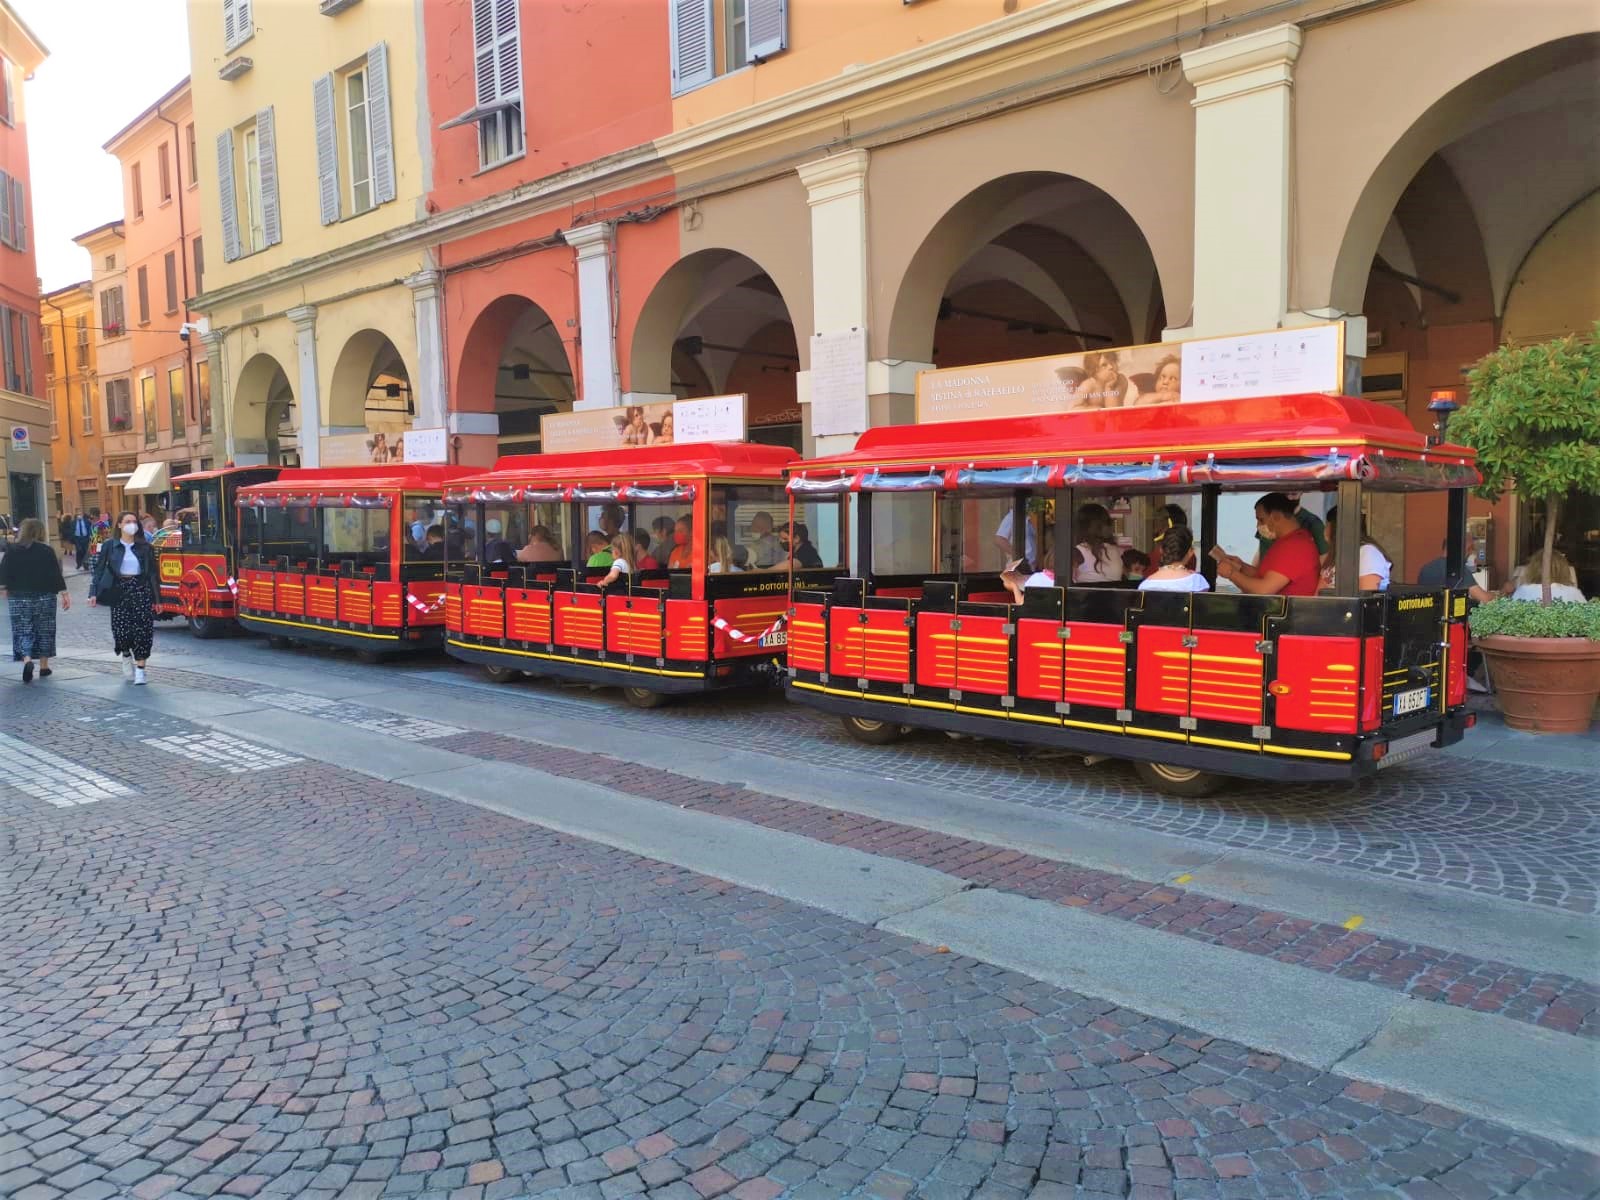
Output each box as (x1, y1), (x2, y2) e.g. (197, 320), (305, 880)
(233, 465), (471, 659)
(781, 393), (1480, 793)
(157, 466), (283, 637)
(441, 443), (803, 704)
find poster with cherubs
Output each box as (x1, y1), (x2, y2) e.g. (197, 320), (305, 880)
(915, 325), (1343, 425)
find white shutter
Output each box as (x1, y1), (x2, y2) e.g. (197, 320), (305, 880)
(216, 129), (242, 262)
(472, 0), (497, 106)
(366, 43), (395, 205)
(222, 0), (238, 49)
(669, 0), (714, 95)
(256, 107), (281, 248)
(493, 0), (520, 101)
(12, 176), (24, 251)
(746, 0), (787, 62)
(2, 62), (13, 125)
(313, 73), (340, 225)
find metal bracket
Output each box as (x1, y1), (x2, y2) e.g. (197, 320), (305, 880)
(950, 619), (963, 632)
(1179, 716), (1197, 731)
(819, 672), (829, 684)
(1181, 635), (1199, 649)
(950, 689), (963, 701)
(1001, 695), (1015, 709)
(1057, 627), (1072, 640)
(1252, 725), (1272, 740)
(787, 666), (797, 679)
(1117, 708), (1133, 722)
(1055, 701), (1072, 714)
(902, 683), (915, 695)
(1002, 623), (1015, 636)
(1255, 640), (1274, 655)
(857, 677), (869, 690)
(1119, 631), (1134, 645)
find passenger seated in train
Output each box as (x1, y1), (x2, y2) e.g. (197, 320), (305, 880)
(1322, 506), (1391, 591)
(1121, 549), (1150, 582)
(668, 517), (693, 569)
(634, 530), (660, 570)
(708, 536), (741, 574)
(779, 522), (823, 570)
(1212, 492), (1321, 596)
(651, 516), (676, 562)
(746, 511), (782, 568)
(585, 530), (614, 568)
(1000, 547), (1056, 603)
(515, 525), (563, 564)
(1138, 527), (1210, 593)
(1072, 504), (1124, 582)
(482, 518), (515, 564)
(595, 534), (635, 588)
(418, 525), (446, 561)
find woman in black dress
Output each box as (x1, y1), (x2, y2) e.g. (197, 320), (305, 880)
(0, 518), (70, 682)
(89, 511), (159, 685)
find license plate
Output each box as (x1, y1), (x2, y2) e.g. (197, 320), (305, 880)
(1392, 686), (1431, 717)
(759, 629), (788, 648)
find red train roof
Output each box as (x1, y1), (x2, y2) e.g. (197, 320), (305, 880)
(172, 466), (282, 484)
(461, 441), (798, 487)
(238, 464), (475, 495)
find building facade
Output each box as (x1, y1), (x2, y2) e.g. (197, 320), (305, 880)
(40, 280), (99, 519)
(0, 1), (46, 525)
(190, 0), (1599, 587)
(186, 0), (435, 469)
(103, 79), (213, 502)
(73, 221), (131, 519)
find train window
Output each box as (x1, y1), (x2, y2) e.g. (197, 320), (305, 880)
(938, 495), (1023, 576)
(709, 484), (788, 572)
(245, 505), (318, 563)
(480, 505), (525, 564)
(790, 497), (846, 571)
(401, 495), (450, 561)
(631, 500), (686, 568)
(321, 506), (389, 566)
(871, 493), (938, 577)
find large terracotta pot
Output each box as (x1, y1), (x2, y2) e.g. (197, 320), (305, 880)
(1477, 635), (1600, 734)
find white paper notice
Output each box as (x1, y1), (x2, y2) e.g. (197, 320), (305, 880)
(809, 328), (869, 438)
(672, 394), (746, 442)
(402, 427), (448, 463)
(1180, 326), (1343, 403)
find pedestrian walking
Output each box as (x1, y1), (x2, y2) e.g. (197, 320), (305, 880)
(57, 511), (74, 566)
(70, 511), (92, 571)
(0, 518), (70, 682)
(89, 510), (159, 685)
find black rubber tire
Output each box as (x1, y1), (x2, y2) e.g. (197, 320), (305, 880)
(621, 686), (667, 709)
(189, 614), (227, 640)
(841, 714), (903, 745)
(266, 635), (294, 650)
(1133, 759), (1226, 797)
(483, 664), (523, 684)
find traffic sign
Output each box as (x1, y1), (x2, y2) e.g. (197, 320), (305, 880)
(9, 425), (28, 453)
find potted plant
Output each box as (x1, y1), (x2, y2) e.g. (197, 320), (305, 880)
(1453, 325), (1600, 733)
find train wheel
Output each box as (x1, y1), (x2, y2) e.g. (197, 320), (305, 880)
(1134, 759), (1225, 797)
(267, 635), (294, 650)
(622, 686), (667, 709)
(483, 664), (522, 684)
(189, 613), (227, 640)
(841, 714), (902, 745)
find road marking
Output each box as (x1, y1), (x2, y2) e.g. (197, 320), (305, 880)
(1173, 873), (1194, 884)
(249, 691), (462, 741)
(142, 732), (304, 774)
(0, 731), (135, 806)
(1343, 914), (1365, 930)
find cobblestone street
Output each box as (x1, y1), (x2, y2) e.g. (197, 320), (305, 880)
(2, 587), (1598, 1199)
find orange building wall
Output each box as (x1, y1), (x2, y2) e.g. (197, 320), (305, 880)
(0, 51), (42, 397)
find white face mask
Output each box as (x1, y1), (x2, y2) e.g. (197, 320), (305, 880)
(122, 522), (139, 536)
(1256, 521), (1274, 540)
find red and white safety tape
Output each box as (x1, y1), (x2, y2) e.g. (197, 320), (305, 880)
(710, 613), (786, 644)
(408, 593), (447, 615)
(226, 577), (238, 596)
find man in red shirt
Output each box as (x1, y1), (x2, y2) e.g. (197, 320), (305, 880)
(1215, 492), (1322, 596)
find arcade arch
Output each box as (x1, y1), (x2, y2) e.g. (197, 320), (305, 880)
(232, 352), (296, 466)
(455, 295), (575, 456)
(326, 329), (415, 441)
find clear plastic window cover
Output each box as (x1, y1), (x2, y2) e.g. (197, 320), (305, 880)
(237, 493), (394, 509)
(1184, 454), (1477, 489)
(441, 483), (696, 504)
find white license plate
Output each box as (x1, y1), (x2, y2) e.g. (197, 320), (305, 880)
(759, 629), (788, 648)
(1392, 686), (1431, 717)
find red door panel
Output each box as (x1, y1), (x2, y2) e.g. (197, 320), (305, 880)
(828, 607), (867, 679)
(712, 597), (791, 660)
(609, 594), (665, 658)
(916, 612), (958, 690)
(860, 607), (912, 684)
(665, 599), (708, 661)
(554, 592), (604, 650)
(1134, 625), (1189, 717)
(788, 602), (826, 672)
(1189, 630), (1264, 726)
(277, 573), (305, 616)
(507, 589), (552, 644)
(1445, 623), (1468, 708)
(1016, 617), (1064, 703)
(338, 578), (375, 627)
(952, 613), (1010, 697)
(462, 585), (506, 639)
(373, 583), (403, 629)
(1272, 635), (1359, 733)
(444, 582), (464, 634)
(305, 576), (339, 620)
(1061, 622), (1128, 710)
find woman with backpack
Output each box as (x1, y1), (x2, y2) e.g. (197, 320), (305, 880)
(89, 510), (160, 685)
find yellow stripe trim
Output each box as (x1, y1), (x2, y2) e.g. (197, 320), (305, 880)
(446, 638), (704, 678)
(241, 614), (401, 641)
(1263, 743), (1353, 761)
(1190, 736), (1261, 752)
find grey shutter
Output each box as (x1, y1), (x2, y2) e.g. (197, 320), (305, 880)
(746, 0), (787, 61)
(12, 176), (24, 251)
(1, 308), (13, 391)
(222, 0), (237, 49)
(493, 0), (520, 102)
(670, 0), (714, 95)
(0, 171), (12, 249)
(2, 62), (13, 124)
(217, 129), (242, 261)
(367, 43), (395, 205)
(256, 107), (281, 248)
(472, 0), (497, 106)
(237, 0), (252, 43)
(19, 312), (30, 395)
(313, 73), (340, 225)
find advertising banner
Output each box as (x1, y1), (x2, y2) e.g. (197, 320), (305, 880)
(539, 395), (747, 454)
(402, 427), (448, 464)
(321, 421), (411, 467)
(915, 324), (1344, 425)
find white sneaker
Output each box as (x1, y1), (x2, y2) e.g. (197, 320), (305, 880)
(121, 656), (135, 681)
(133, 667), (147, 686)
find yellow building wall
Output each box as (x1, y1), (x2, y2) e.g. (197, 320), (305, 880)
(186, 0), (428, 298)
(1502, 193), (1600, 346)
(43, 286), (103, 517)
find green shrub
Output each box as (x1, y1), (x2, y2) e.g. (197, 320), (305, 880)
(1469, 597), (1600, 641)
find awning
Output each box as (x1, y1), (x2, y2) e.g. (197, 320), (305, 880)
(124, 462), (171, 495)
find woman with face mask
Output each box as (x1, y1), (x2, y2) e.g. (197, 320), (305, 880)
(667, 517), (693, 570)
(88, 511), (161, 684)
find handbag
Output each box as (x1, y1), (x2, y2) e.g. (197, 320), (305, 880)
(93, 546), (125, 606)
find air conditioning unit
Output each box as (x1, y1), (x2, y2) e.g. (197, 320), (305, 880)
(320, 0), (361, 13)
(218, 55), (254, 81)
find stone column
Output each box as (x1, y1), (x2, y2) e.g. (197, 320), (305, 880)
(286, 305), (322, 468)
(563, 223), (619, 411)
(199, 330), (230, 462)
(1180, 24), (1303, 339)
(796, 150), (870, 458)
(405, 269), (449, 430)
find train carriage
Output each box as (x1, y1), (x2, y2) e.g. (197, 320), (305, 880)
(442, 442), (807, 704)
(233, 465), (471, 659)
(783, 393), (1480, 794)
(157, 466), (282, 637)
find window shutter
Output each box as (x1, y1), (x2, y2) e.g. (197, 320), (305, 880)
(12, 176), (24, 251)
(2, 61), (13, 124)
(0, 171), (12, 248)
(217, 129), (242, 261)
(472, 0), (497, 106)
(745, 0), (788, 62)
(164, 252), (178, 313)
(367, 43), (395, 205)
(237, 0), (252, 44)
(493, 0), (520, 102)
(222, 0), (237, 48)
(137, 266), (149, 324)
(1, 307), (13, 391)
(669, 0), (714, 95)
(312, 72), (340, 225)
(19, 312), (30, 395)
(256, 107), (281, 248)
(114, 287), (125, 329)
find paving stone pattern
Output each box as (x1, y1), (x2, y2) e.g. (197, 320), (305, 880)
(3, 687), (1597, 1199)
(440, 733), (1600, 1040)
